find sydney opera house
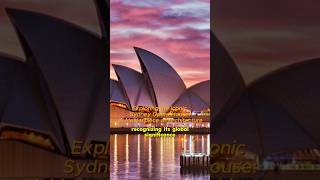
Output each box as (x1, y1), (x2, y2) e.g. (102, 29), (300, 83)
(0, 0), (108, 178)
(110, 47), (210, 129)
(211, 33), (320, 178)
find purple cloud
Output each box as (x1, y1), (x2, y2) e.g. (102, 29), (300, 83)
(110, 0), (210, 87)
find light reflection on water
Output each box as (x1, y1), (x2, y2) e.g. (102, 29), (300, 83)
(110, 134), (210, 180)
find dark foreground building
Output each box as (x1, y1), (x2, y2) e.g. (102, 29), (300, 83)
(0, 0), (108, 178)
(211, 35), (320, 157)
(211, 33), (320, 171)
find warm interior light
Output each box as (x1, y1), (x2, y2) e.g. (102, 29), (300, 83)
(0, 126), (56, 150)
(110, 101), (128, 109)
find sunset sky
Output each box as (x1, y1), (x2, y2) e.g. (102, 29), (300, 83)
(110, 0), (210, 87)
(1, 0), (320, 85)
(0, 1), (210, 87)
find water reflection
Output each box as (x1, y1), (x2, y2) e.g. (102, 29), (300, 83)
(113, 134), (118, 180)
(125, 134), (129, 179)
(110, 134), (210, 180)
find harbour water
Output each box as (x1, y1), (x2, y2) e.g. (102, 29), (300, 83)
(110, 134), (210, 180)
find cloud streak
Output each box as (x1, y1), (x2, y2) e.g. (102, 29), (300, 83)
(110, 0), (210, 87)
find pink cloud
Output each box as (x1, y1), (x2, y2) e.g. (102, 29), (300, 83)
(111, 2), (206, 31)
(110, 29), (210, 87)
(110, 0), (210, 87)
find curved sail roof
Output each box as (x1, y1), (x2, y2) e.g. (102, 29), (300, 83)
(113, 64), (155, 108)
(174, 91), (208, 112)
(248, 58), (320, 147)
(134, 47), (186, 107)
(0, 54), (66, 153)
(188, 80), (210, 105)
(212, 33), (245, 120)
(7, 8), (107, 148)
(110, 48), (210, 111)
(212, 34), (320, 156)
(0, 53), (21, 113)
(85, 80), (108, 143)
(110, 79), (129, 105)
(214, 91), (318, 157)
(173, 80), (210, 112)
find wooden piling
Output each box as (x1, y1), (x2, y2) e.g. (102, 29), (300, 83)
(180, 153), (210, 168)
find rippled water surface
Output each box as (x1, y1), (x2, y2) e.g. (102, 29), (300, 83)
(110, 134), (210, 180)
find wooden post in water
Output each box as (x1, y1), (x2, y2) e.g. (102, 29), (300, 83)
(180, 154), (210, 168)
